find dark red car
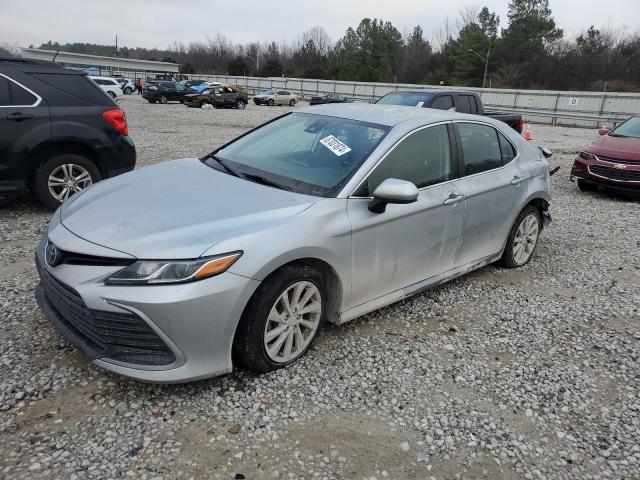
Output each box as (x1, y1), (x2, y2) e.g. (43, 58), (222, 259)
(571, 115), (640, 192)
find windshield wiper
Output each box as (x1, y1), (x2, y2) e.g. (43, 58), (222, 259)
(209, 155), (244, 178)
(608, 133), (628, 138)
(242, 173), (293, 191)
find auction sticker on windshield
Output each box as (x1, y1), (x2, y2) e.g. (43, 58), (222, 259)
(320, 135), (352, 156)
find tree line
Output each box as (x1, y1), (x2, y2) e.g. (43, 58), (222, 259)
(5, 0), (640, 92)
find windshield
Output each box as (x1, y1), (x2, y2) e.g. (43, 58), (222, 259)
(204, 113), (390, 197)
(376, 91), (433, 107)
(610, 116), (640, 139)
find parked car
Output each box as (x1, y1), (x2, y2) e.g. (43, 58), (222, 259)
(90, 76), (122, 99)
(35, 103), (551, 382)
(0, 58), (135, 208)
(142, 81), (185, 104)
(116, 77), (135, 94)
(183, 85), (248, 109)
(376, 90), (524, 133)
(253, 89), (298, 106)
(570, 114), (640, 193)
(310, 93), (351, 106)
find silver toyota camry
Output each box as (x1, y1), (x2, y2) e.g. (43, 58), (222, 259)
(35, 104), (552, 383)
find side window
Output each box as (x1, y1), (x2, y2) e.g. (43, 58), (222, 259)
(458, 123), (502, 176)
(457, 95), (474, 114)
(362, 124), (452, 195)
(0, 75), (37, 106)
(498, 131), (517, 164)
(431, 95), (454, 110)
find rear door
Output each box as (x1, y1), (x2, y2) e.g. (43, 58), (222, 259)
(453, 121), (526, 266)
(0, 72), (50, 187)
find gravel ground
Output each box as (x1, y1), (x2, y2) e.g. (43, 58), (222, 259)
(1, 95), (639, 480)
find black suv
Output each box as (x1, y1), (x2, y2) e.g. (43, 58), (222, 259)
(142, 81), (185, 104)
(0, 58), (136, 208)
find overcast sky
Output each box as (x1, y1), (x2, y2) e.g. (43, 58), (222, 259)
(1, 0), (639, 50)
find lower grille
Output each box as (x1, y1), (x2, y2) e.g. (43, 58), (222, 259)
(37, 259), (175, 366)
(589, 165), (640, 182)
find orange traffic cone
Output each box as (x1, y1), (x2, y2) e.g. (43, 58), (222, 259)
(524, 122), (532, 141)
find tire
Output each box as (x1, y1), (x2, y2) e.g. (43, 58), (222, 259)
(107, 91), (117, 99)
(577, 179), (598, 192)
(235, 99), (246, 110)
(233, 264), (326, 374)
(498, 205), (542, 268)
(148, 99), (156, 104)
(267, 99), (274, 106)
(289, 99), (296, 107)
(34, 153), (102, 210)
(123, 87), (133, 94)
(159, 95), (168, 104)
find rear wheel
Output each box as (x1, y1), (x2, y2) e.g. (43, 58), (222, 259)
(35, 153), (102, 210)
(498, 206), (541, 268)
(107, 91), (117, 99)
(577, 179), (598, 192)
(267, 99), (274, 106)
(159, 95), (168, 104)
(233, 264), (325, 373)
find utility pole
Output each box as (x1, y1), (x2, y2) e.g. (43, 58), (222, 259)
(468, 46), (490, 89)
(115, 35), (118, 58)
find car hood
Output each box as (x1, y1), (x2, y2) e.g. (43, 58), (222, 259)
(60, 158), (316, 259)
(587, 135), (640, 161)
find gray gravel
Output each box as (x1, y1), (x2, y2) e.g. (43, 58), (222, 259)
(1, 95), (639, 479)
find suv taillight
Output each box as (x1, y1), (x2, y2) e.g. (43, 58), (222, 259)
(102, 108), (129, 136)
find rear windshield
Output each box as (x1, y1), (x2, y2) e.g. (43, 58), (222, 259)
(29, 72), (111, 105)
(376, 91), (433, 107)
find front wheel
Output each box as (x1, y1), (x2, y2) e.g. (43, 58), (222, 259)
(289, 99), (296, 107)
(267, 99), (274, 106)
(233, 264), (325, 373)
(34, 153), (102, 210)
(123, 87), (133, 94)
(107, 91), (117, 99)
(235, 99), (246, 109)
(159, 95), (168, 104)
(498, 206), (541, 268)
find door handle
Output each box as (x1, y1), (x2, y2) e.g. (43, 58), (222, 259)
(443, 193), (465, 206)
(510, 176), (524, 186)
(6, 112), (34, 122)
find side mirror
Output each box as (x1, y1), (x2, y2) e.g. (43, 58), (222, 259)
(598, 127), (610, 136)
(368, 178), (419, 214)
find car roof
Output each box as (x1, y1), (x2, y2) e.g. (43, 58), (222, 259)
(297, 103), (478, 127)
(0, 57), (84, 75)
(383, 89), (478, 95)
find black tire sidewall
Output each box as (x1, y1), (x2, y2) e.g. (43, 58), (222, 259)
(289, 99), (295, 106)
(233, 264), (326, 374)
(35, 154), (101, 210)
(267, 99), (274, 106)
(159, 95), (168, 104)
(499, 206), (541, 269)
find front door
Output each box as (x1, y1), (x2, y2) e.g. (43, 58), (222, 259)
(453, 121), (528, 266)
(347, 123), (465, 308)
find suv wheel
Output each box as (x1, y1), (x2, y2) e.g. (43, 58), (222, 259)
(159, 95), (168, 104)
(235, 99), (246, 110)
(233, 264), (325, 373)
(107, 91), (117, 99)
(267, 99), (274, 106)
(289, 99), (296, 106)
(123, 87), (133, 94)
(35, 153), (102, 210)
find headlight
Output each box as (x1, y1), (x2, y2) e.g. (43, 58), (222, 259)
(105, 252), (242, 285)
(579, 151), (597, 160)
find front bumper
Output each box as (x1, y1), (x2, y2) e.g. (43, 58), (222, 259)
(571, 156), (640, 191)
(34, 232), (260, 383)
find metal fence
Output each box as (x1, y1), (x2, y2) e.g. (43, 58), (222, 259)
(125, 71), (640, 128)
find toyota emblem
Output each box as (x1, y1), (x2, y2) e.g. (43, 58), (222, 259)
(45, 242), (61, 267)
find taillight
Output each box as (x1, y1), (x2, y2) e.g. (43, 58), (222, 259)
(102, 108), (129, 136)
(518, 116), (524, 134)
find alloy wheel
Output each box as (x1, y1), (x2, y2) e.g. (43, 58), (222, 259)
(263, 281), (322, 363)
(47, 164), (93, 202)
(512, 214), (539, 265)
